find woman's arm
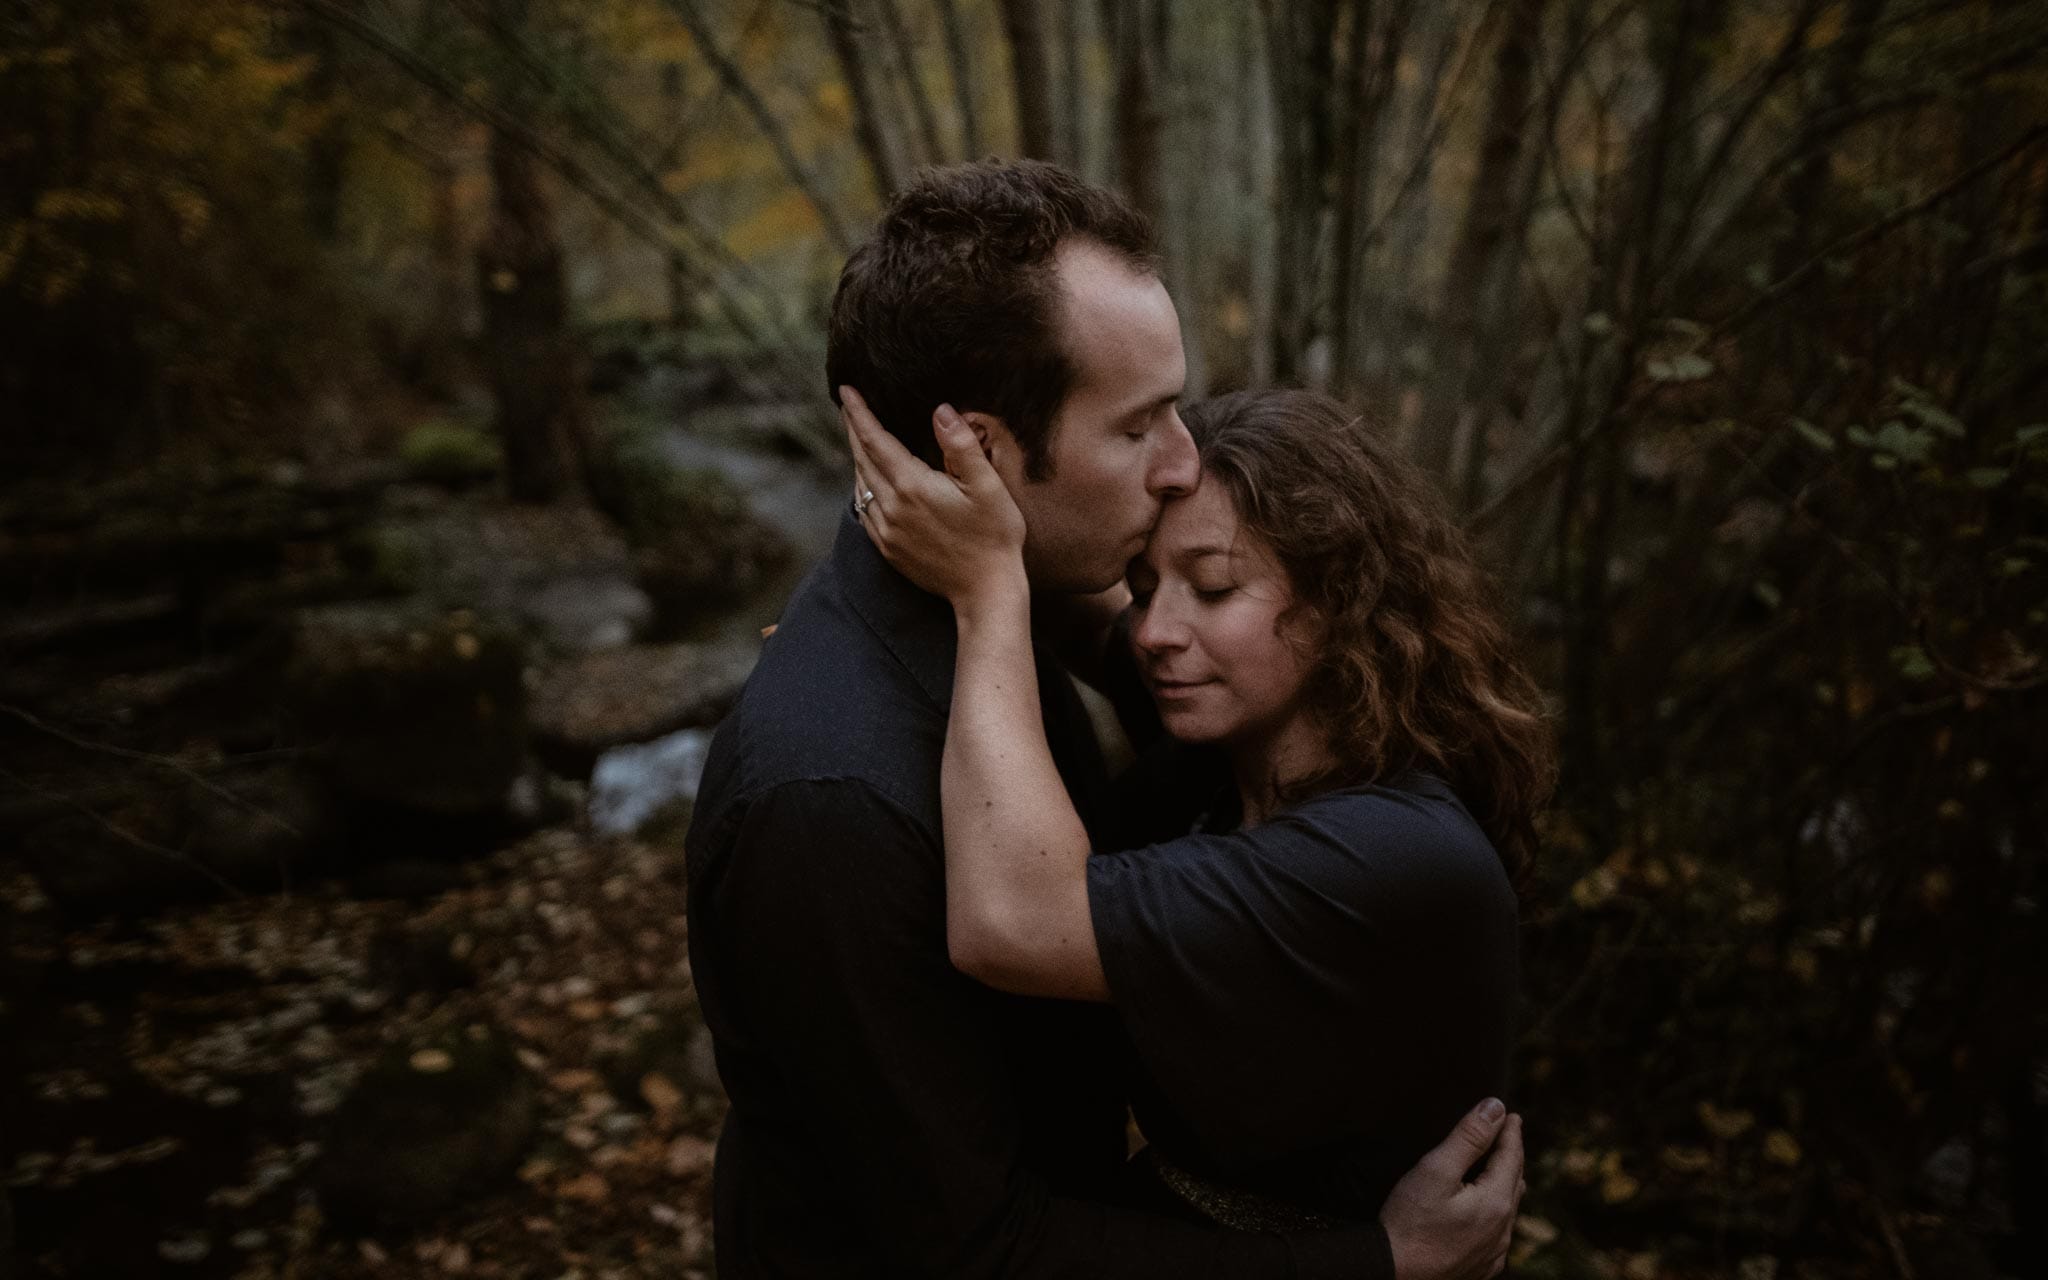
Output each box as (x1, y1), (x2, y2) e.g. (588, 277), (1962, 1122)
(945, 575), (1109, 1000)
(841, 389), (1109, 1001)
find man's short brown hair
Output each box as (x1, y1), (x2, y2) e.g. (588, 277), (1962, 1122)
(825, 160), (1156, 480)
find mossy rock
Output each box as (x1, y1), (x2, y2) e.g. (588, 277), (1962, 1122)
(340, 523), (433, 596)
(588, 425), (748, 548)
(315, 1021), (537, 1225)
(399, 420), (501, 488)
(585, 423), (794, 626)
(286, 603), (528, 819)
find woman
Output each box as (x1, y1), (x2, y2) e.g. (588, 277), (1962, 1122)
(844, 386), (1552, 1240)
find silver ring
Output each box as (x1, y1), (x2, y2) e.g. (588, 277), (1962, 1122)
(854, 488), (874, 516)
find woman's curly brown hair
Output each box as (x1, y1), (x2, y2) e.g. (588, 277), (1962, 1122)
(1183, 388), (1556, 881)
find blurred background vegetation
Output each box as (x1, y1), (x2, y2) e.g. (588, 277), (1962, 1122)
(1, 0), (2044, 1277)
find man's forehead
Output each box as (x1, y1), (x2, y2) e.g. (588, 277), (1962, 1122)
(1053, 244), (1184, 399)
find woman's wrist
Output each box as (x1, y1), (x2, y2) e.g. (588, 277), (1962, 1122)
(950, 560), (1031, 627)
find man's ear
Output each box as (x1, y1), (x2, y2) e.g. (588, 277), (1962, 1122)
(956, 410), (1010, 471)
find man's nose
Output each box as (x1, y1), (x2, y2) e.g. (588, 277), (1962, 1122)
(1149, 412), (1199, 498)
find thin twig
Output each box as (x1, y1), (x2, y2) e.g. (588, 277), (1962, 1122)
(0, 763), (246, 900)
(1, 703), (303, 839)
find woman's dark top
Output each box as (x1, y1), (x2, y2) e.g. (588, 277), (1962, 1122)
(1085, 738), (1520, 1226)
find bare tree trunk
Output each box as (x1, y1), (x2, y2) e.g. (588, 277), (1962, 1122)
(477, 125), (588, 504)
(824, 0), (909, 202)
(934, 0), (984, 156)
(1771, 0), (1885, 379)
(1556, 0), (1732, 845)
(998, 0), (1057, 159)
(422, 156), (467, 396)
(1326, 0), (1375, 395)
(300, 2), (350, 242)
(1057, 0), (1088, 169)
(1262, 0), (1365, 385)
(1411, 0), (1546, 479)
(1247, 0), (1279, 386)
(875, 0), (948, 167)
(1105, 0), (1164, 226)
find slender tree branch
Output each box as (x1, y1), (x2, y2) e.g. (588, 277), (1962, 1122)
(664, 0), (858, 251)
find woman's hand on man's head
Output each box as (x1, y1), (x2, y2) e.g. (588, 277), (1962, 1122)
(841, 385), (1028, 610)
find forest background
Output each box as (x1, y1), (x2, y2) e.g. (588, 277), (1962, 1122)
(2, 0), (2044, 1277)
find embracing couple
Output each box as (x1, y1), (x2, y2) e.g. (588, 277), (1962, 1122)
(684, 159), (1554, 1278)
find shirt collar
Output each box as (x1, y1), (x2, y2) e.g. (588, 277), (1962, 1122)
(829, 505), (958, 711)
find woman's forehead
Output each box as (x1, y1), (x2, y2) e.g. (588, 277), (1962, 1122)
(1138, 484), (1279, 575)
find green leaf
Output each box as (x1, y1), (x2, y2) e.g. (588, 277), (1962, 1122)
(1900, 398), (1965, 438)
(1846, 425), (1875, 447)
(1648, 352), (1714, 383)
(1753, 581), (1783, 609)
(1871, 420), (1935, 463)
(1582, 311), (1614, 337)
(1790, 418), (1835, 452)
(1890, 645), (1936, 681)
(1965, 467), (2010, 489)
(2001, 558), (2033, 577)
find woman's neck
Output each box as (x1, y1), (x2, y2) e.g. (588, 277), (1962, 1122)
(1229, 715), (1337, 827)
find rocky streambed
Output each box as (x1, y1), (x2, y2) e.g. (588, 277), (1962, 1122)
(0, 411), (844, 1277)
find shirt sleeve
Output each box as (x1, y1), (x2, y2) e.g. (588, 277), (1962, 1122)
(706, 777), (1393, 1280)
(1086, 786), (1520, 1175)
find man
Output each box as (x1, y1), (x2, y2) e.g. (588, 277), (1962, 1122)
(685, 160), (1522, 1278)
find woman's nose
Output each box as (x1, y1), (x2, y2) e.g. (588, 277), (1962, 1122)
(1132, 600), (1188, 654)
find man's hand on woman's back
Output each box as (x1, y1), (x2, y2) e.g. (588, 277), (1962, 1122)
(1380, 1098), (1525, 1279)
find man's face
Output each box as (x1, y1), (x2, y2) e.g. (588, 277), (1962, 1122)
(993, 240), (1198, 593)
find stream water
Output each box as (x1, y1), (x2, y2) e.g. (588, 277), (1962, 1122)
(584, 420), (848, 832)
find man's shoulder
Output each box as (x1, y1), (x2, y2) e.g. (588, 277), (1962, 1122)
(690, 567), (946, 846)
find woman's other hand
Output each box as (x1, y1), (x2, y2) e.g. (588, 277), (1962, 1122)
(1381, 1100), (1525, 1279)
(841, 385), (1027, 610)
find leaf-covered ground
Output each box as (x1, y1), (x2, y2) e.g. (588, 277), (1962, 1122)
(3, 827), (722, 1279)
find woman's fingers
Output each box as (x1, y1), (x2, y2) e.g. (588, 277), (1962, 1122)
(932, 404), (1001, 492)
(840, 385), (925, 492)
(1478, 1115), (1524, 1201)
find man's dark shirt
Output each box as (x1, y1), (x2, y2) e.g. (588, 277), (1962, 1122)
(684, 512), (1391, 1278)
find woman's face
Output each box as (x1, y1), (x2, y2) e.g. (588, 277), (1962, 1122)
(1126, 477), (1320, 750)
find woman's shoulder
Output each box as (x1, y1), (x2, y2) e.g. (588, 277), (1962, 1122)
(1266, 772), (1510, 902)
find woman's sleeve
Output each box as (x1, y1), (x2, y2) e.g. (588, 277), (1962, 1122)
(1084, 787), (1519, 1170)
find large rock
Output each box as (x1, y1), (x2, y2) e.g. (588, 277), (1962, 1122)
(286, 603), (528, 822)
(635, 520), (792, 630)
(529, 641), (755, 774)
(18, 765), (329, 913)
(587, 432), (794, 629)
(516, 573), (652, 655)
(314, 1021), (537, 1225)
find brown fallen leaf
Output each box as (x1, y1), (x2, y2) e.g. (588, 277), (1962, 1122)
(666, 1134), (715, 1178)
(641, 1071), (684, 1115)
(558, 1171), (609, 1203)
